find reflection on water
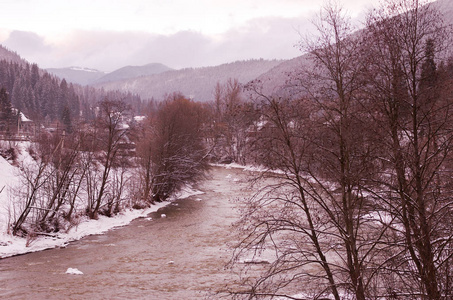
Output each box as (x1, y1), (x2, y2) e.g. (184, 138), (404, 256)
(0, 167), (253, 300)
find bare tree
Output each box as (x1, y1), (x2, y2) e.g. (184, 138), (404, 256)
(87, 99), (130, 219)
(35, 130), (85, 231)
(299, 4), (372, 299)
(64, 132), (91, 221)
(231, 2), (400, 299)
(12, 133), (63, 235)
(11, 129), (88, 235)
(103, 156), (130, 216)
(134, 116), (158, 205)
(363, 0), (453, 297)
(135, 93), (209, 203)
(209, 78), (257, 164)
(232, 93), (343, 299)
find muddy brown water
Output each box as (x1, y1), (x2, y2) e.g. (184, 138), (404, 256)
(0, 167), (253, 300)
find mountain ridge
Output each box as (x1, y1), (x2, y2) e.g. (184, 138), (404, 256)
(93, 63), (173, 84)
(92, 59), (286, 102)
(46, 66), (106, 85)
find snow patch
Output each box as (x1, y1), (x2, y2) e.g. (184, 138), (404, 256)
(170, 185), (204, 200)
(363, 211), (394, 225)
(225, 173), (240, 182)
(133, 116), (146, 122)
(69, 66), (102, 73)
(19, 112), (32, 122)
(65, 267), (83, 275)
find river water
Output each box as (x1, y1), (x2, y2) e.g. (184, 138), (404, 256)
(0, 166), (253, 300)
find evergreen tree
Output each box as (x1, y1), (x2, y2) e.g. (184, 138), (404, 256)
(61, 105), (72, 133)
(0, 87), (13, 132)
(30, 63), (39, 88)
(419, 39), (438, 106)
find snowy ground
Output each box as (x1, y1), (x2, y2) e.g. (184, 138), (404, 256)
(0, 142), (203, 259)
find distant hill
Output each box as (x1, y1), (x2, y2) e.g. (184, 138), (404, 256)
(248, 55), (312, 97)
(94, 63), (173, 84)
(93, 59), (285, 102)
(46, 67), (106, 86)
(47, 63), (173, 86)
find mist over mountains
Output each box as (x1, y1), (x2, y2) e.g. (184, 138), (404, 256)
(47, 63), (174, 86)
(3, 0), (453, 104)
(46, 59), (287, 102)
(42, 0), (453, 103)
(94, 59), (285, 102)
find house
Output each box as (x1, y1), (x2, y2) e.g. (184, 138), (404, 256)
(17, 111), (35, 138)
(0, 109), (35, 141)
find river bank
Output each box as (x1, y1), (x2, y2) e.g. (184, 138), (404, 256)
(0, 185), (203, 259)
(0, 141), (208, 259)
(0, 166), (251, 299)
(0, 162), (253, 259)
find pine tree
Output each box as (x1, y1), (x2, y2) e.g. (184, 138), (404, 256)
(61, 105), (72, 133)
(419, 39), (438, 105)
(0, 87), (13, 132)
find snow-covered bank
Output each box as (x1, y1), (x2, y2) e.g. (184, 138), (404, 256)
(0, 184), (203, 258)
(0, 203), (163, 258)
(0, 149), (204, 259)
(211, 162), (268, 173)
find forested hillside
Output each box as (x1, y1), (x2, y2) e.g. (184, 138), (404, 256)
(47, 63), (173, 86)
(93, 59), (284, 102)
(0, 45), (26, 65)
(0, 51), (144, 128)
(45, 67), (106, 86)
(93, 63), (173, 84)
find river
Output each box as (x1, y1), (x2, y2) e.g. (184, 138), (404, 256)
(0, 166), (253, 300)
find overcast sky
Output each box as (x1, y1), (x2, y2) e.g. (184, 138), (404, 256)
(0, 0), (376, 72)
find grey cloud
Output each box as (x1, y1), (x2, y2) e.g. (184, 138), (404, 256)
(135, 31), (215, 69)
(0, 14), (314, 72)
(3, 30), (53, 57)
(218, 16), (314, 60)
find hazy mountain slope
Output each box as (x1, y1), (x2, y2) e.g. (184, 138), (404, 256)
(254, 0), (453, 97)
(0, 45), (28, 65)
(93, 59), (284, 102)
(94, 63), (173, 84)
(434, 0), (453, 23)
(249, 55), (312, 96)
(46, 67), (106, 85)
